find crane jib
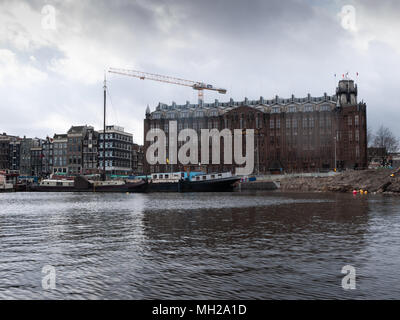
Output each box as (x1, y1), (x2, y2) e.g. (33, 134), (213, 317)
(108, 67), (227, 101)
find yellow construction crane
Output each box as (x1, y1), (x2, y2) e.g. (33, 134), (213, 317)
(108, 67), (227, 103)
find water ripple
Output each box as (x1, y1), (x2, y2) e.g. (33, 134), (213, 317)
(0, 191), (399, 299)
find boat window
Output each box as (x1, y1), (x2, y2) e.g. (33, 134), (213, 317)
(218, 174), (222, 177)
(56, 182), (62, 186)
(196, 176), (200, 181)
(165, 174), (169, 179)
(211, 175), (215, 179)
(202, 176), (206, 180)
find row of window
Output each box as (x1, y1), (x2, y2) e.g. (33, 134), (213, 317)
(153, 105), (333, 119)
(53, 158), (67, 166)
(99, 133), (133, 142)
(99, 143), (132, 150)
(54, 150), (67, 156)
(83, 140), (97, 145)
(98, 161), (131, 168)
(69, 145), (81, 152)
(99, 151), (132, 159)
(347, 115), (360, 126)
(151, 118), (332, 131)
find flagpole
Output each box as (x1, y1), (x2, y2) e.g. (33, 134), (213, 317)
(334, 73), (337, 91)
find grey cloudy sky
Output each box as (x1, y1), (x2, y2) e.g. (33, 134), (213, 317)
(1, 0), (399, 144)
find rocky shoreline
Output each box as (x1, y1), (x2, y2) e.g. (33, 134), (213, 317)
(279, 169), (400, 194)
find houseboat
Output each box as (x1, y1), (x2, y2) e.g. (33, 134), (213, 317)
(147, 171), (240, 192)
(87, 178), (147, 193)
(28, 179), (76, 192)
(148, 172), (185, 192)
(182, 172), (240, 192)
(28, 176), (147, 193)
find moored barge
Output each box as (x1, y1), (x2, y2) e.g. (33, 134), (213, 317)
(28, 176), (147, 193)
(147, 171), (240, 192)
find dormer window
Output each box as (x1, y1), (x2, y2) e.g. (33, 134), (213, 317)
(304, 105), (313, 112)
(209, 110), (218, 117)
(320, 105), (330, 112)
(195, 110), (204, 117)
(180, 111), (190, 118)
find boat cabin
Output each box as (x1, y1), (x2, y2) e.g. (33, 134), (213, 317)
(40, 179), (75, 187)
(191, 172), (233, 182)
(151, 172), (184, 183)
(91, 180), (126, 186)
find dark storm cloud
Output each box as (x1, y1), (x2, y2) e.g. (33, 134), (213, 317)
(0, 0), (399, 142)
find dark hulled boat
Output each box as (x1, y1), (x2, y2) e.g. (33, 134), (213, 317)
(182, 172), (240, 192)
(147, 172), (239, 192)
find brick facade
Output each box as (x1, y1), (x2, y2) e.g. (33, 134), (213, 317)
(143, 80), (367, 174)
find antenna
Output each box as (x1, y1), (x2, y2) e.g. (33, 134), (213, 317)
(103, 70), (107, 181)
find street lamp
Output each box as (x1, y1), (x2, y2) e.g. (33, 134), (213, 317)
(255, 128), (261, 176)
(334, 135), (337, 172)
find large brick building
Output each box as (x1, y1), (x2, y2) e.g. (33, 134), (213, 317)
(143, 79), (367, 174)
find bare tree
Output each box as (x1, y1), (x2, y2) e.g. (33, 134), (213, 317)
(367, 127), (374, 147)
(372, 125), (399, 153)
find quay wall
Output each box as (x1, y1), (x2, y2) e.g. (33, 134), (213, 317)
(238, 169), (400, 194)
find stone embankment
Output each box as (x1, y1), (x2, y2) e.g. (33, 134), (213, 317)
(279, 169), (400, 194)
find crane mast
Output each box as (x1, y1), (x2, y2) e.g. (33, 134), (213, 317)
(108, 67), (227, 104)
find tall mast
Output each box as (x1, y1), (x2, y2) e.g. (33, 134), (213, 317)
(103, 71), (106, 181)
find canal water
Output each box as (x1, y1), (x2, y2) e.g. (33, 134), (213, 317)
(0, 191), (399, 299)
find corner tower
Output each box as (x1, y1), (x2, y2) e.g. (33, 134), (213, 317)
(336, 78), (358, 106)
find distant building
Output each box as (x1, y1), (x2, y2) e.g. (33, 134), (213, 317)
(0, 133), (10, 170)
(368, 147), (387, 167)
(53, 134), (68, 174)
(9, 139), (21, 173)
(132, 143), (144, 175)
(144, 79), (367, 174)
(0, 133), (20, 172)
(67, 125), (91, 175)
(42, 137), (53, 177)
(6, 134), (21, 174)
(82, 126), (99, 175)
(30, 138), (45, 177)
(99, 125), (133, 176)
(390, 153), (400, 168)
(20, 137), (34, 176)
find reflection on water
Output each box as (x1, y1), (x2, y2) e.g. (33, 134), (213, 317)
(0, 191), (399, 299)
